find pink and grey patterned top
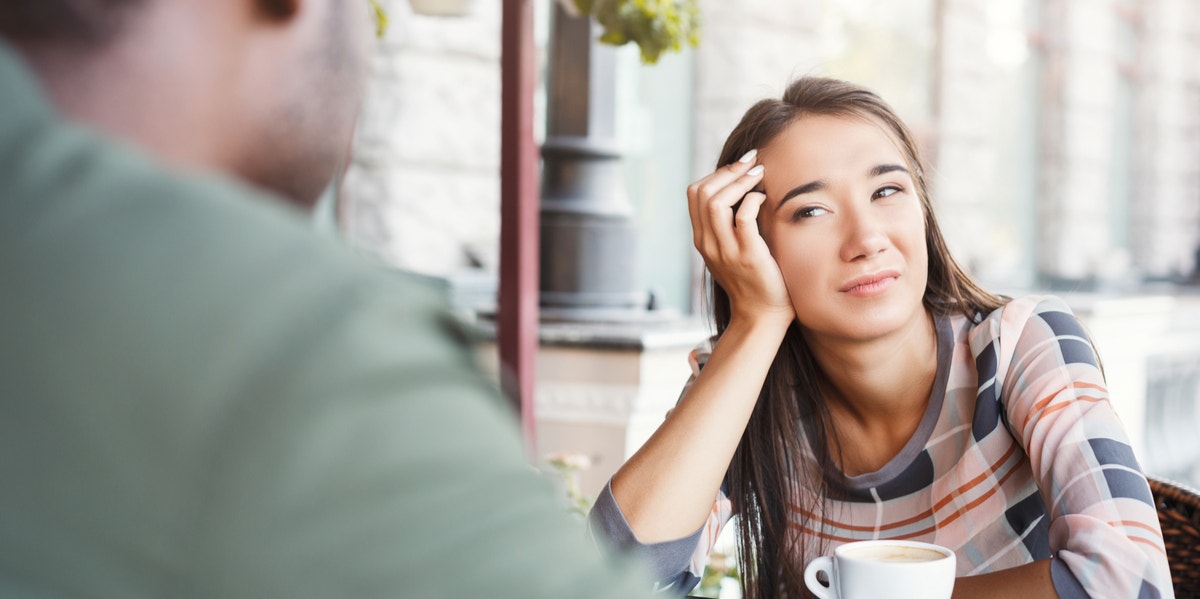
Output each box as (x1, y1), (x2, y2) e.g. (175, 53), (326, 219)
(589, 296), (1173, 598)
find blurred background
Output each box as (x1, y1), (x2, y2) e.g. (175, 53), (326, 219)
(331, 0), (1200, 497)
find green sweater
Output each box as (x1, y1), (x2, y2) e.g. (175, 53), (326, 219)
(0, 41), (652, 598)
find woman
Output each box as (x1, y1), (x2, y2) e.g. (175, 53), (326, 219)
(588, 77), (1172, 599)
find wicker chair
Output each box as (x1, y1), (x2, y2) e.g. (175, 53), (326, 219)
(1148, 475), (1200, 598)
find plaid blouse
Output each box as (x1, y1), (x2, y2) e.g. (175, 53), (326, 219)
(589, 296), (1173, 598)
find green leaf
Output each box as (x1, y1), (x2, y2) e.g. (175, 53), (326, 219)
(572, 0), (597, 15)
(580, 0), (701, 64)
(368, 0), (388, 38)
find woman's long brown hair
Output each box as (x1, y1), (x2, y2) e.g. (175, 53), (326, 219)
(709, 77), (1004, 598)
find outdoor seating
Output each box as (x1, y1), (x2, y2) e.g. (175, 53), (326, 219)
(1147, 475), (1200, 598)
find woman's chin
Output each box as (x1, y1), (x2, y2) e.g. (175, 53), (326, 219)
(799, 302), (926, 343)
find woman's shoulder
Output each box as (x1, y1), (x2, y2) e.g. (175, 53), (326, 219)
(967, 294), (1081, 352)
(976, 294), (1075, 325)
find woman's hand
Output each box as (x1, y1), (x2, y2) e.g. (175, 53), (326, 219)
(688, 149), (794, 327)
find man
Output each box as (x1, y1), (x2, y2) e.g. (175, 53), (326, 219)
(0, 1), (655, 596)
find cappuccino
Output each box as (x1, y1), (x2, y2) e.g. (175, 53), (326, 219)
(805, 540), (956, 599)
(840, 544), (948, 563)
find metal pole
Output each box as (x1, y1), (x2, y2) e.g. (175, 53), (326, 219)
(500, 0), (539, 460)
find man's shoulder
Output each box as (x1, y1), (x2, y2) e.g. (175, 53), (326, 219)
(0, 77), (463, 392)
(1, 96), (398, 293)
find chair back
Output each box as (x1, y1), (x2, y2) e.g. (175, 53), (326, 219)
(1148, 475), (1200, 598)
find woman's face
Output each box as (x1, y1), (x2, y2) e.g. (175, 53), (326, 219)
(757, 114), (929, 343)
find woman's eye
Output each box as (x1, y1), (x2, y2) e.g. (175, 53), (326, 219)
(873, 185), (902, 199)
(791, 206), (829, 221)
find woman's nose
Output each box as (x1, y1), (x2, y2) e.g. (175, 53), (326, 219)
(839, 204), (889, 262)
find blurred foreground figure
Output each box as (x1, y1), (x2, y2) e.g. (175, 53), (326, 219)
(0, 1), (654, 596)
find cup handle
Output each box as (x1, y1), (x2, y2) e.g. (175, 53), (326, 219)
(804, 555), (837, 599)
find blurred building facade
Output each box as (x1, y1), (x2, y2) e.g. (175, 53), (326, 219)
(339, 0), (1200, 487)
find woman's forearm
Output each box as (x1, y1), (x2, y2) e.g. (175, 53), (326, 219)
(952, 559), (1057, 599)
(609, 315), (791, 543)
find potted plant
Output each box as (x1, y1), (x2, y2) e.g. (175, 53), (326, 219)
(561, 0), (701, 64)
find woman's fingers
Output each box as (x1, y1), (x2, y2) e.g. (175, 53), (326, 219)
(733, 190), (767, 245)
(724, 187), (793, 320)
(688, 149), (760, 248)
(708, 164), (765, 256)
(690, 160), (765, 261)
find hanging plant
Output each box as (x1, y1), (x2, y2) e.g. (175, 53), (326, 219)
(368, 0), (389, 37)
(563, 0), (701, 64)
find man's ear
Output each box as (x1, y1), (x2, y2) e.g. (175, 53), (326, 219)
(256, 0), (299, 21)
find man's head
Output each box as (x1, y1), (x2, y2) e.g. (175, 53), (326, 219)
(0, 1), (147, 47)
(0, 0), (374, 208)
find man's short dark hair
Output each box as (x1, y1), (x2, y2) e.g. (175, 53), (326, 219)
(0, 0), (146, 47)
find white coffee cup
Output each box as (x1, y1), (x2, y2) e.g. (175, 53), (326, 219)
(803, 539), (956, 599)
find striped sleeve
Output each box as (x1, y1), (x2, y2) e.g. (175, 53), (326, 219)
(586, 482), (733, 593)
(999, 296), (1173, 598)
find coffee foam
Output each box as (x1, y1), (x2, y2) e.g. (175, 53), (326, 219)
(840, 544), (948, 563)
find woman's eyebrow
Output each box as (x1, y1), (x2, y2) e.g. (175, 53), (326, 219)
(775, 179), (826, 213)
(870, 164), (909, 177)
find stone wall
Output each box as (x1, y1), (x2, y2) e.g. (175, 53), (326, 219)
(340, 0), (503, 275)
(690, 0), (821, 178)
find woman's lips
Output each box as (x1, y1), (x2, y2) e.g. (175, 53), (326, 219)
(840, 270), (900, 297)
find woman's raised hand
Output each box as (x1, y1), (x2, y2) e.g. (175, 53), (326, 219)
(688, 150), (795, 326)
